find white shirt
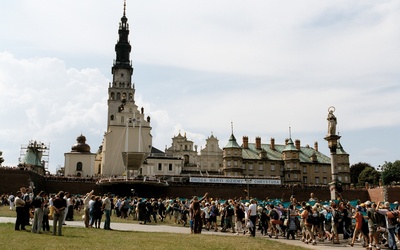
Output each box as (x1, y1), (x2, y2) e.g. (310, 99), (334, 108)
(248, 204), (257, 216)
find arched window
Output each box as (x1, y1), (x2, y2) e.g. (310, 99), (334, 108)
(184, 155), (189, 165)
(110, 92), (115, 100)
(116, 92), (121, 100)
(110, 115), (114, 121)
(76, 162), (83, 171)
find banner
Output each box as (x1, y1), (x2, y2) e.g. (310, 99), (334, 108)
(189, 177), (281, 185)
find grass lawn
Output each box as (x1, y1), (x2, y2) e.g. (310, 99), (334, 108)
(0, 206), (308, 250)
(0, 223), (307, 250)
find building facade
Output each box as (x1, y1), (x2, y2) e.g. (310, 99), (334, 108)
(64, 135), (95, 177)
(222, 135), (351, 187)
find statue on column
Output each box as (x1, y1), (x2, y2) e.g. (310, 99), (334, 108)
(327, 106), (337, 136)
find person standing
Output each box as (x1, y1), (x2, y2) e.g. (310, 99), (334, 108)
(31, 191), (45, 233)
(247, 199), (257, 237)
(189, 192), (208, 234)
(62, 192), (70, 225)
(349, 205), (369, 247)
(8, 193), (15, 210)
(14, 191), (26, 231)
(83, 190), (94, 228)
(377, 202), (398, 250)
(102, 192), (112, 230)
(21, 187), (32, 227)
(53, 191), (67, 236)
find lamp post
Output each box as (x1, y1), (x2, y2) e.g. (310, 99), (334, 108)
(324, 106), (341, 200)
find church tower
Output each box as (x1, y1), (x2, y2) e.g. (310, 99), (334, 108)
(100, 1), (152, 176)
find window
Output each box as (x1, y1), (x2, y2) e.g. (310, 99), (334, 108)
(76, 162), (82, 171)
(234, 161), (238, 167)
(293, 173), (298, 179)
(303, 166), (307, 173)
(315, 177), (320, 184)
(303, 177), (307, 184)
(323, 166), (327, 173)
(259, 164), (263, 171)
(271, 164), (275, 171)
(323, 177), (327, 184)
(227, 161), (231, 167)
(249, 164), (253, 170)
(345, 176), (348, 182)
(315, 166), (319, 173)
(338, 176), (342, 182)
(158, 163), (162, 171)
(168, 164), (173, 171)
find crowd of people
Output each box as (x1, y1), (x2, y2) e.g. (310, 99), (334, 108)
(3, 189), (400, 249)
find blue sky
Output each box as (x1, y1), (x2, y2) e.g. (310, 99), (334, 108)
(0, 0), (399, 173)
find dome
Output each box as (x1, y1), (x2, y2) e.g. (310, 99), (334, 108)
(71, 134), (91, 153)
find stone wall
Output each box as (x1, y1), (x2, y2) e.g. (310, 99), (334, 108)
(0, 169), (391, 203)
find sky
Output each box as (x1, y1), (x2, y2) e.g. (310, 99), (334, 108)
(1, 0), (399, 174)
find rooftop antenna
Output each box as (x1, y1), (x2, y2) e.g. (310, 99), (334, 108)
(231, 122), (234, 135)
(289, 126), (292, 138)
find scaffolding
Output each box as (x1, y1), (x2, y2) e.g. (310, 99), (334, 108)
(19, 140), (50, 175)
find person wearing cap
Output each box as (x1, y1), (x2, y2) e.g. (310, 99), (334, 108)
(349, 205), (369, 247)
(377, 202), (398, 250)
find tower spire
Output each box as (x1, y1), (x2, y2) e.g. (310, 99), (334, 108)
(112, 0), (132, 72)
(123, 0), (126, 17)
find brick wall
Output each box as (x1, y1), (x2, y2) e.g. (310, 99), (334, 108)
(0, 169), (388, 203)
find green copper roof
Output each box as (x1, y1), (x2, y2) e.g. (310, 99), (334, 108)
(224, 134), (241, 148)
(282, 138), (298, 152)
(243, 142), (331, 164)
(336, 141), (348, 155)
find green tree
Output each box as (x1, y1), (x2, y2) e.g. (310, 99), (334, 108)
(358, 167), (380, 186)
(350, 162), (372, 186)
(381, 160), (400, 185)
(0, 151), (4, 166)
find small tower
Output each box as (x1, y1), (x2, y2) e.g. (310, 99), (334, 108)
(222, 131), (243, 177)
(64, 134), (95, 177)
(282, 138), (301, 184)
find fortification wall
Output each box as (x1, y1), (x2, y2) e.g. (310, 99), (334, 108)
(0, 169), (395, 203)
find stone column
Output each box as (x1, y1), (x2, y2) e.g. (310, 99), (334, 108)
(324, 107), (341, 200)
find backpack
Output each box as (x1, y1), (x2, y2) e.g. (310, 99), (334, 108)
(372, 210), (385, 227)
(333, 209), (343, 223)
(210, 205), (219, 216)
(270, 209), (279, 220)
(325, 212), (332, 222)
(226, 206), (234, 217)
(306, 212), (319, 225)
(387, 211), (399, 226)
